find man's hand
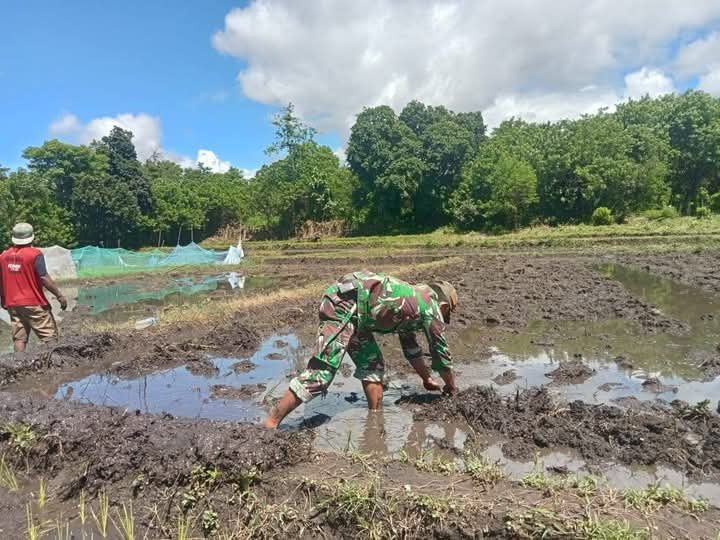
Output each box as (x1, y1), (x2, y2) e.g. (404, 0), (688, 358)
(57, 295), (68, 311)
(422, 378), (442, 392)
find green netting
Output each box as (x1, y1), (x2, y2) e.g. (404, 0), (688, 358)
(71, 243), (231, 278)
(77, 277), (219, 314)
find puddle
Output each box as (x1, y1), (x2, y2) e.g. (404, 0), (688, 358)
(55, 334), (301, 422)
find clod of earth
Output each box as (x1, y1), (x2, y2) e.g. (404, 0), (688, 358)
(0, 333), (115, 385)
(265, 352), (284, 360)
(492, 369), (518, 385)
(230, 359), (256, 373)
(641, 377), (678, 394)
(545, 360), (596, 384)
(210, 383), (267, 400)
(405, 386), (720, 477)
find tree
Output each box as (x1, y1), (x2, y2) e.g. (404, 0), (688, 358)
(451, 149), (538, 230)
(98, 126), (153, 213)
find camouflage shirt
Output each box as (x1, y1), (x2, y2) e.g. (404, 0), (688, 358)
(338, 271), (452, 370)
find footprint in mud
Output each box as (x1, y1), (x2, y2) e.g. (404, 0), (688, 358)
(210, 383), (267, 400)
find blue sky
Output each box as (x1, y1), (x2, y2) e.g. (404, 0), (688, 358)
(0, 0), (338, 172)
(2, 1), (719, 173)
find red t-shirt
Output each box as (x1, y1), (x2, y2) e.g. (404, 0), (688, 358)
(0, 246), (50, 307)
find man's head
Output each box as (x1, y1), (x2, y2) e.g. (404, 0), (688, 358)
(11, 223), (34, 246)
(429, 280), (458, 323)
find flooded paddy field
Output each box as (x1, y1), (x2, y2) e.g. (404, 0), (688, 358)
(1, 248), (720, 537)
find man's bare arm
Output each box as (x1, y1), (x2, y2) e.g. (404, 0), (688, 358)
(40, 275), (67, 310)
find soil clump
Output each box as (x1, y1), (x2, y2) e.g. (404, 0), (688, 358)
(545, 360), (596, 384)
(210, 383), (267, 400)
(405, 385), (720, 477)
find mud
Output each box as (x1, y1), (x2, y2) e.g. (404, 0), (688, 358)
(545, 360), (596, 384)
(641, 377), (679, 394)
(616, 251), (720, 294)
(492, 369), (517, 385)
(0, 394), (310, 503)
(406, 385), (720, 477)
(230, 359), (256, 373)
(210, 383), (267, 400)
(0, 333), (116, 385)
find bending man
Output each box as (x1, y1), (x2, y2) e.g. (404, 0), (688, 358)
(265, 271), (458, 428)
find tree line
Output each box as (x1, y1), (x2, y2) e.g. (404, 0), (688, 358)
(2, 92), (720, 248)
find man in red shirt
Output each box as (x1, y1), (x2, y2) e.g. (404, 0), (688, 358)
(0, 223), (67, 352)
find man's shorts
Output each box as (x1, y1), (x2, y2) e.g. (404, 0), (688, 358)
(7, 306), (58, 344)
(289, 282), (384, 402)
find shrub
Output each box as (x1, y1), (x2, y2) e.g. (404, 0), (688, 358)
(710, 193), (720, 214)
(695, 206), (711, 219)
(642, 206), (679, 221)
(591, 207), (613, 226)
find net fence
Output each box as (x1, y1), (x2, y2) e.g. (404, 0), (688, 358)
(69, 242), (238, 278)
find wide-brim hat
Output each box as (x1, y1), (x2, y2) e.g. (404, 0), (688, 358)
(11, 222), (34, 245)
(430, 280), (458, 312)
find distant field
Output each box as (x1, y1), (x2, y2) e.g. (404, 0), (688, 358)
(202, 215), (720, 252)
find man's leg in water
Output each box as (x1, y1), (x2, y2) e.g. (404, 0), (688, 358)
(264, 358), (335, 428)
(349, 331), (385, 410)
(264, 288), (356, 429)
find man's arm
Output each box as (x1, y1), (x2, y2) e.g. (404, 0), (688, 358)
(422, 315), (457, 394)
(35, 254), (67, 310)
(399, 332), (442, 391)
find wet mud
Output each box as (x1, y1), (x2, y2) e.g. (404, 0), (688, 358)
(210, 383), (267, 400)
(405, 385), (720, 478)
(545, 360), (596, 384)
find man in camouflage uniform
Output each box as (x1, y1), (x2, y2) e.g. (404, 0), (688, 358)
(264, 271), (458, 428)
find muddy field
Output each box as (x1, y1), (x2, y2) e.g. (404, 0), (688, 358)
(0, 248), (720, 537)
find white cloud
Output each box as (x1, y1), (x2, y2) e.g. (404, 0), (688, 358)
(48, 113), (235, 173)
(699, 68), (720, 96)
(197, 149), (231, 173)
(623, 68), (675, 99)
(212, 0), (720, 135)
(50, 112), (162, 161)
(674, 32), (720, 78)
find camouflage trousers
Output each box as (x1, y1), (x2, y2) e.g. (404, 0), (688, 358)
(289, 285), (383, 402)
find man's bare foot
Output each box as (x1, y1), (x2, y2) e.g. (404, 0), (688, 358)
(423, 378), (442, 391)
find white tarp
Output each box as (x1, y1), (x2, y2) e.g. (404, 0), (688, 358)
(41, 245), (78, 280)
(222, 239), (244, 265)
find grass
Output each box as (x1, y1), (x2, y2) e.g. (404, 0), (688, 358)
(113, 502), (135, 540)
(91, 489), (111, 538)
(3, 423), (36, 455)
(78, 489), (87, 525)
(463, 451), (506, 485)
(507, 508), (650, 539)
(202, 216), (720, 253)
(0, 454), (19, 491)
(36, 478), (47, 509)
(623, 483), (708, 513)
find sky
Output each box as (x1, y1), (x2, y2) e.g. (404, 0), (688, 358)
(2, 0), (720, 175)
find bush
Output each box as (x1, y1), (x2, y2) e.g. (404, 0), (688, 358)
(642, 206), (679, 221)
(710, 193), (720, 214)
(591, 207), (614, 226)
(695, 206), (712, 219)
